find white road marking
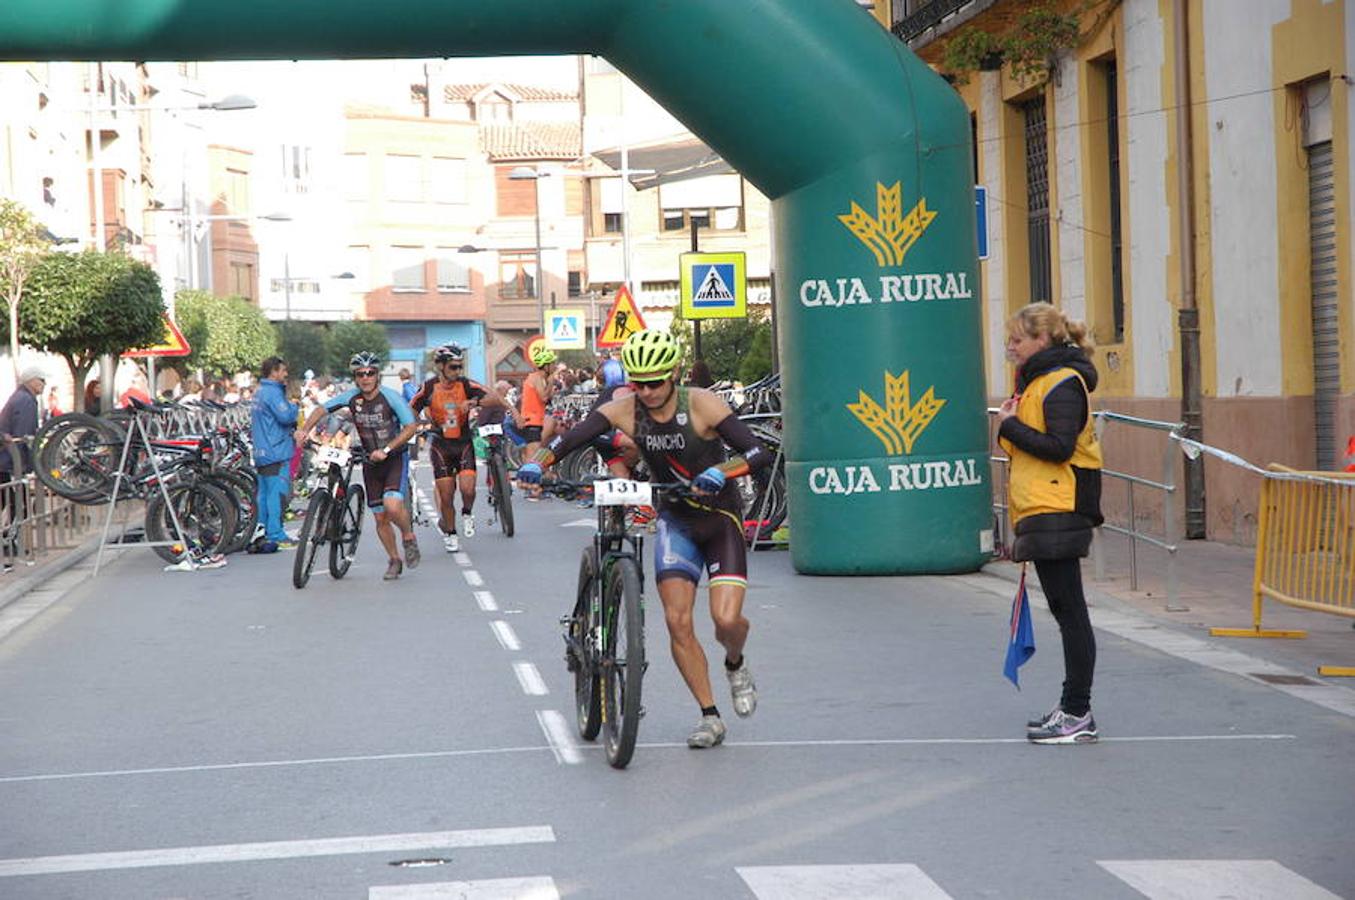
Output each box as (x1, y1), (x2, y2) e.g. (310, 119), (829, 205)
(513, 662), (548, 695)
(0, 565), (93, 643)
(1099, 859), (1344, 899)
(463, 570), (484, 587)
(474, 590), (498, 612)
(490, 621), (520, 651)
(560, 518), (594, 528)
(370, 876), (559, 899)
(738, 864), (953, 899)
(0, 733), (1293, 786)
(535, 710), (581, 765)
(0, 827), (555, 878)
(453, 552), (472, 567)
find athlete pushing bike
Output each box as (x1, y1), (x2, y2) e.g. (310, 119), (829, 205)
(296, 351), (421, 581)
(518, 329), (772, 749)
(409, 343), (508, 552)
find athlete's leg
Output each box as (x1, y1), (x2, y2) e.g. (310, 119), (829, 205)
(433, 477), (457, 533)
(383, 494), (413, 539)
(708, 582), (750, 664)
(657, 575), (715, 708)
(372, 509), (399, 560)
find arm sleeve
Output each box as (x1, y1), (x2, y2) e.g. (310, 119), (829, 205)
(465, 380), (487, 402)
(997, 376), (1087, 462)
(324, 388), (357, 412)
(381, 387), (416, 426)
(713, 414), (772, 477)
(537, 409), (613, 465)
(409, 378), (434, 413)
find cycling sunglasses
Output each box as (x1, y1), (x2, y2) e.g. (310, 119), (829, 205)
(443, 363), (463, 370)
(629, 377), (668, 389)
(354, 368), (380, 378)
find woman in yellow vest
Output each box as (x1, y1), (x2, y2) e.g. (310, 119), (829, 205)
(997, 302), (1104, 745)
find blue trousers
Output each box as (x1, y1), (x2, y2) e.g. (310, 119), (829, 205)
(256, 470), (291, 542)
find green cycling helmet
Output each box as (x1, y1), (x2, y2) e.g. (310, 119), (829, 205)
(529, 345), (557, 368)
(621, 329), (680, 379)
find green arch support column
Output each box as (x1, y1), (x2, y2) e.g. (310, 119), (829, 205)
(0, 0), (991, 575)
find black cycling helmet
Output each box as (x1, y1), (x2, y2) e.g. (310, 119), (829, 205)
(350, 350), (381, 371)
(433, 343), (465, 364)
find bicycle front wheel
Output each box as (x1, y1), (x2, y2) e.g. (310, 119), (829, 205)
(602, 556), (644, 769)
(572, 547), (601, 741)
(328, 484), (365, 579)
(490, 453), (514, 537)
(292, 490), (331, 589)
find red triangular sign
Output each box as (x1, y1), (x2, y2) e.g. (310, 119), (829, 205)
(122, 313), (192, 358)
(597, 285), (646, 348)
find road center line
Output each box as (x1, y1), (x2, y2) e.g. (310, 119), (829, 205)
(513, 661), (549, 695)
(474, 590), (498, 612)
(0, 826), (556, 878)
(535, 710), (581, 765)
(490, 620), (520, 650)
(453, 552), (471, 567)
(463, 570), (484, 587)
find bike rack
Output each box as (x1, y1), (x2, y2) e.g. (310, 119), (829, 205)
(92, 412), (194, 575)
(747, 441), (787, 552)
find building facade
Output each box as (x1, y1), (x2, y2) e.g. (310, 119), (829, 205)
(895, 0), (1353, 543)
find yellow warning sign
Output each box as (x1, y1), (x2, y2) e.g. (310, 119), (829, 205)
(597, 285), (647, 348)
(122, 313), (192, 358)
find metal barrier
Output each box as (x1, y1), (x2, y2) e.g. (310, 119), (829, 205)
(1210, 463), (1355, 642)
(989, 408), (1186, 611)
(0, 473), (99, 570)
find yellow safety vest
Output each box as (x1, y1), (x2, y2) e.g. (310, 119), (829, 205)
(1000, 367), (1103, 526)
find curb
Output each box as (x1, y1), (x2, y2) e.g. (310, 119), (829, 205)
(0, 534), (103, 614)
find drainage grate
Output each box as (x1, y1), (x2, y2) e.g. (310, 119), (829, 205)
(1250, 673), (1319, 686)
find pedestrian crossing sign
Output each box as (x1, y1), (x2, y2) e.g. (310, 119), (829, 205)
(597, 285), (647, 348)
(545, 309), (587, 350)
(680, 251), (746, 319)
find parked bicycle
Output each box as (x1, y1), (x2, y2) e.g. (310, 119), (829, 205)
(293, 441), (366, 588)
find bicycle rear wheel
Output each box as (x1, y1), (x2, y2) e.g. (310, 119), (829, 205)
(33, 413), (124, 504)
(572, 547), (601, 740)
(144, 481), (237, 563)
(292, 490), (331, 589)
(602, 556), (644, 769)
(328, 484), (365, 579)
(490, 453), (514, 537)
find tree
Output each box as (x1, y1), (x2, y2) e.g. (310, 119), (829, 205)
(737, 320), (774, 385)
(695, 313), (773, 384)
(1, 250), (165, 408)
(325, 320), (390, 378)
(0, 199), (52, 380)
(174, 289), (277, 379)
(275, 320), (331, 379)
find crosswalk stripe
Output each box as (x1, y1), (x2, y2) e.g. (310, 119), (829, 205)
(0, 828), (556, 878)
(737, 864), (953, 899)
(370, 877), (559, 899)
(1099, 859), (1343, 899)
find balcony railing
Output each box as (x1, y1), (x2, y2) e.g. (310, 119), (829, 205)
(892, 0), (998, 45)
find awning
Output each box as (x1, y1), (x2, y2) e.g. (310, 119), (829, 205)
(592, 136), (734, 190)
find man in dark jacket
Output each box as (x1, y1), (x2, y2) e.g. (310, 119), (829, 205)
(0, 365), (46, 566)
(250, 357), (298, 547)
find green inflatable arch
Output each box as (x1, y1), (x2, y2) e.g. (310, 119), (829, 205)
(0, 0), (992, 575)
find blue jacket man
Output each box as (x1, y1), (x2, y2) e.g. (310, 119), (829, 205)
(250, 357), (298, 544)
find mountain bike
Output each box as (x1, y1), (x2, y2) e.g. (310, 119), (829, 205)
(477, 420), (514, 537)
(293, 441), (366, 588)
(545, 478), (695, 769)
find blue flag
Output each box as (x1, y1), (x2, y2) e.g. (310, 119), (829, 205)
(1003, 565), (1036, 688)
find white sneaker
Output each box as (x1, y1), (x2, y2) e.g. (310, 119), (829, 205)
(726, 660), (758, 718)
(461, 513), (475, 538)
(443, 533), (460, 553)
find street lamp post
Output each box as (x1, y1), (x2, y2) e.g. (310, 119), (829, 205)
(508, 166), (549, 334)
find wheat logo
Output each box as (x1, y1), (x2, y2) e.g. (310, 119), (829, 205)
(847, 370), (946, 456)
(838, 182), (937, 267)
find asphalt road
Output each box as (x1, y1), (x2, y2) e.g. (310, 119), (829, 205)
(0, 467), (1351, 899)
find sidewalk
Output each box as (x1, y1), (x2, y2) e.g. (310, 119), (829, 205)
(983, 528), (1355, 684)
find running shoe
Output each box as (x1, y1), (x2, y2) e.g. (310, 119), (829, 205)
(461, 512), (475, 538)
(1027, 705), (1061, 731)
(403, 537), (421, 569)
(443, 532), (460, 553)
(1027, 709), (1098, 744)
(383, 558), (403, 581)
(276, 538), (299, 550)
(726, 660), (758, 718)
(686, 715), (727, 749)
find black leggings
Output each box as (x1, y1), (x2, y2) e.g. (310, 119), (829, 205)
(1033, 557), (1096, 716)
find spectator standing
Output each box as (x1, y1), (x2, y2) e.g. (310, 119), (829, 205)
(686, 359), (715, 388)
(250, 356), (299, 548)
(0, 366), (46, 566)
(996, 302), (1104, 745)
(599, 351), (625, 389)
(83, 379), (102, 415)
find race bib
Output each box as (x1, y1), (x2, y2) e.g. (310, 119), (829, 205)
(477, 423), (503, 437)
(314, 445), (351, 467)
(593, 479), (653, 508)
